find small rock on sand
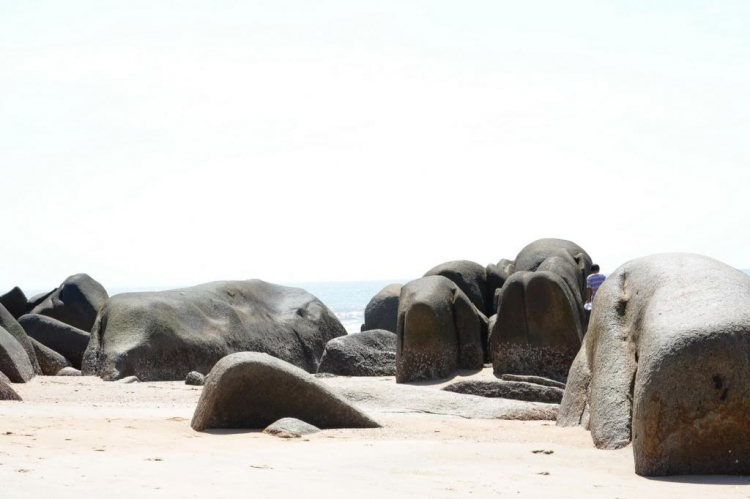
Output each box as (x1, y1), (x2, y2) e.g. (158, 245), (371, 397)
(264, 418), (320, 438)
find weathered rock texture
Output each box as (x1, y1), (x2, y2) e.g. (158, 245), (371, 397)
(19, 314), (90, 369)
(501, 374), (566, 390)
(442, 379), (564, 404)
(491, 238), (591, 381)
(185, 371), (205, 386)
(361, 284), (401, 333)
(83, 280), (346, 381)
(29, 274), (108, 332)
(191, 352), (380, 431)
(318, 329), (396, 376)
(557, 253), (750, 476)
(263, 418), (320, 438)
(396, 276), (484, 383)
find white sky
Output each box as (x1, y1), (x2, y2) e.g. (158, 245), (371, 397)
(2, 1), (749, 291)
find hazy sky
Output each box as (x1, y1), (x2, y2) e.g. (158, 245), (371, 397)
(2, 1), (749, 291)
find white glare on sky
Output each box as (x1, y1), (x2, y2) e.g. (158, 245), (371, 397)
(1, 1), (749, 290)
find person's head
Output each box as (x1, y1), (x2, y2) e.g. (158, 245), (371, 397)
(591, 264), (600, 274)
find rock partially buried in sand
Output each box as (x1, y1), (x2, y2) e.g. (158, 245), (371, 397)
(29, 273), (108, 332)
(442, 379), (564, 404)
(318, 329), (396, 376)
(0, 379), (22, 401)
(263, 418), (320, 438)
(32, 338), (71, 375)
(396, 276), (484, 383)
(185, 371), (205, 386)
(362, 284), (401, 333)
(83, 280), (345, 381)
(19, 314), (90, 369)
(558, 253), (750, 476)
(191, 352), (380, 432)
(56, 367), (82, 376)
(118, 376), (140, 384)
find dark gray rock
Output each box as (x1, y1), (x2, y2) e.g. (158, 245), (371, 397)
(501, 374), (566, 390)
(491, 239), (591, 381)
(83, 280), (346, 381)
(29, 274), (108, 332)
(56, 367), (81, 376)
(0, 287), (27, 319)
(442, 379), (563, 404)
(0, 379), (21, 401)
(19, 314), (90, 369)
(0, 304), (40, 375)
(424, 260), (492, 316)
(558, 253), (750, 476)
(362, 284), (401, 333)
(486, 259), (514, 311)
(318, 329), (396, 376)
(263, 418), (320, 438)
(396, 276), (484, 383)
(0, 325), (35, 382)
(26, 289), (56, 312)
(32, 338), (72, 375)
(185, 371), (205, 386)
(191, 352), (380, 431)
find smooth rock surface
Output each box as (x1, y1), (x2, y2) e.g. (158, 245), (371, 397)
(0, 379), (22, 401)
(32, 338), (72, 375)
(56, 367), (82, 376)
(501, 374), (566, 390)
(424, 260), (492, 316)
(318, 329), (396, 376)
(0, 325), (35, 382)
(30, 273), (108, 332)
(362, 284), (401, 333)
(558, 253), (750, 476)
(83, 280), (346, 381)
(19, 314), (90, 369)
(0, 303), (41, 374)
(0, 287), (28, 319)
(191, 352), (380, 431)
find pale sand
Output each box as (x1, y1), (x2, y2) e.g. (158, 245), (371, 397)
(0, 374), (748, 498)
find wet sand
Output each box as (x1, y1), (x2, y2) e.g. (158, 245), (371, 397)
(0, 375), (747, 498)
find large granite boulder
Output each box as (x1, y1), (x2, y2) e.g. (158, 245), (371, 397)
(361, 284), (401, 333)
(0, 304), (40, 375)
(19, 314), (90, 369)
(558, 253), (750, 476)
(191, 352), (380, 431)
(396, 276), (484, 383)
(0, 287), (28, 319)
(0, 326), (35, 382)
(486, 259), (514, 311)
(318, 329), (396, 376)
(83, 280), (346, 381)
(424, 260), (492, 316)
(32, 338), (72, 375)
(29, 274), (108, 332)
(490, 239), (591, 381)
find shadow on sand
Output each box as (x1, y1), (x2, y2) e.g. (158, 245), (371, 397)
(645, 475), (750, 486)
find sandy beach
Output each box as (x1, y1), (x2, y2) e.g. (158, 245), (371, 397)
(0, 375), (747, 499)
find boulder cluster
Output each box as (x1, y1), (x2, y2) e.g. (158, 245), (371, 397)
(2, 242), (749, 477)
